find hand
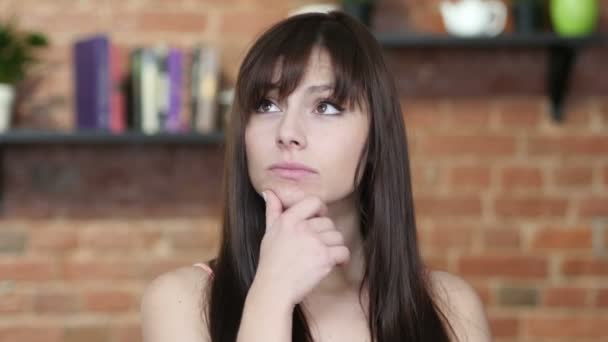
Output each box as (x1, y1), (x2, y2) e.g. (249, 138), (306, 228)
(252, 190), (350, 308)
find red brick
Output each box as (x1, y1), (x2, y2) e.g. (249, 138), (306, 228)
(0, 260), (56, 281)
(445, 98), (492, 129)
(597, 288), (608, 307)
(21, 11), (107, 33)
(495, 197), (569, 218)
(527, 317), (608, 338)
(169, 226), (220, 250)
(113, 323), (142, 342)
(410, 165), (443, 190)
(417, 135), (516, 157)
(29, 229), (78, 251)
(554, 166), (593, 187)
(138, 12), (208, 32)
(64, 325), (110, 342)
(482, 228), (521, 249)
(531, 227), (593, 250)
(489, 317), (519, 338)
(401, 98), (445, 129)
(528, 136), (608, 156)
(543, 287), (589, 307)
(84, 291), (134, 312)
(414, 196), (482, 217)
(448, 166), (491, 190)
(578, 197), (608, 217)
(497, 97), (543, 127)
(500, 167), (543, 189)
(422, 255), (449, 271)
(562, 258), (608, 277)
(80, 227), (139, 251)
(458, 255), (548, 279)
(220, 9), (287, 38)
(33, 291), (80, 313)
(427, 225), (474, 249)
(561, 101), (593, 127)
(0, 326), (62, 342)
(61, 261), (139, 281)
(0, 293), (29, 314)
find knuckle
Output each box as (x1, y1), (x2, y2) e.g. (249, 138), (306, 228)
(335, 232), (344, 244)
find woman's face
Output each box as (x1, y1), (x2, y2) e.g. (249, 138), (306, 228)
(245, 47), (370, 209)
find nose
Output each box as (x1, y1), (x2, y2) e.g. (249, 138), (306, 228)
(276, 111), (306, 150)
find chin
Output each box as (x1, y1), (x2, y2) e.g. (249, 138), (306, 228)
(259, 182), (319, 209)
(274, 186), (308, 207)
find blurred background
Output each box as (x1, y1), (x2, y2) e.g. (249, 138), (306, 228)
(0, 0), (607, 341)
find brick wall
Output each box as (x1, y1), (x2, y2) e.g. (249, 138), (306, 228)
(1, 0), (607, 341)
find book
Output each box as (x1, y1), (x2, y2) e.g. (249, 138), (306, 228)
(74, 34), (110, 131)
(128, 48), (143, 131)
(155, 45), (170, 133)
(191, 45), (220, 134)
(110, 44), (127, 133)
(141, 48), (159, 134)
(166, 48), (183, 133)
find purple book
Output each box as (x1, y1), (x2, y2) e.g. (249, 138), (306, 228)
(166, 48), (183, 133)
(73, 35), (110, 131)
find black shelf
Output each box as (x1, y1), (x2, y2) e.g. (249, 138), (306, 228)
(374, 32), (608, 122)
(0, 129), (225, 212)
(375, 32), (607, 48)
(0, 130), (225, 146)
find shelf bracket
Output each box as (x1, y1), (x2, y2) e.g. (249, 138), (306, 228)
(548, 44), (577, 122)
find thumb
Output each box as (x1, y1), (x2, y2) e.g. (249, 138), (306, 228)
(263, 190), (283, 232)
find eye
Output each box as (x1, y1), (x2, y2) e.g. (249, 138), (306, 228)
(255, 98), (281, 113)
(315, 101), (344, 116)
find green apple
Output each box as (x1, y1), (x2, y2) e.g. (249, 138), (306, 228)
(550, 0), (599, 36)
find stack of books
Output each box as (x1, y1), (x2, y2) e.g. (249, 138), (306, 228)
(73, 34), (222, 135)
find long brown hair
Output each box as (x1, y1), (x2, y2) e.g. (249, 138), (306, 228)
(204, 11), (456, 342)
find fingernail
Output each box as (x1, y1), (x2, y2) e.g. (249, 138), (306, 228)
(262, 191), (267, 202)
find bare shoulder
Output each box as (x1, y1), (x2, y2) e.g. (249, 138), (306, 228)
(141, 265), (212, 342)
(429, 270), (493, 342)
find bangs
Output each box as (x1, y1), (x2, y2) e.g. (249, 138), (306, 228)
(237, 13), (369, 118)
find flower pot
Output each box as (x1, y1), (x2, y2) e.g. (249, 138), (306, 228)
(550, 0), (599, 36)
(0, 83), (16, 132)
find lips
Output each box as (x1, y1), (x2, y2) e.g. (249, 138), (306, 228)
(269, 162), (317, 180)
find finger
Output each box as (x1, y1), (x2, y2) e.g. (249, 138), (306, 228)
(317, 230), (344, 246)
(263, 190), (283, 232)
(283, 196), (328, 224)
(328, 246), (350, 265)
(306, 217), (335, 233)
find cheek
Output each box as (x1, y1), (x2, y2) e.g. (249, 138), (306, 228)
(321, 127), (368, 187)
(244, 124), (268, 185)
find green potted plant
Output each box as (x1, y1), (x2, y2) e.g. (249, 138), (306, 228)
(0, 17), (48, 132)
(341, 0), (375, 27)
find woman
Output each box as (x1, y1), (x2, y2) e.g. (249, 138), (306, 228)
(141, 11), (492, 342)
